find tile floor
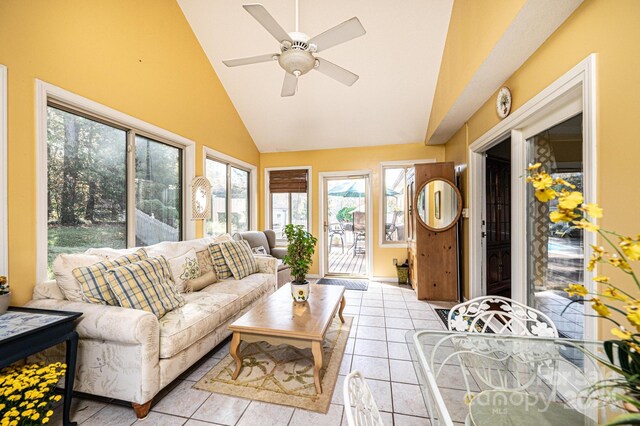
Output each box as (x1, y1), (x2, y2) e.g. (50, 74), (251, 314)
(50, 281), (459, 426)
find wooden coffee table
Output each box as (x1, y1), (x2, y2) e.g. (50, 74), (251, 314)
(229, 283), (346, 394)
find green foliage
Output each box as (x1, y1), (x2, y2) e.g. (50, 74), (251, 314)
(283, 224), (317, 283)
(336, 207), (356, 223)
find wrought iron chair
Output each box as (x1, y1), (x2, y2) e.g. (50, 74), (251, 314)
(344, 371), (384, 426)
(329, 222), (345, 253)
(352, 211), (366, 257)
(447, 295), (558, 337)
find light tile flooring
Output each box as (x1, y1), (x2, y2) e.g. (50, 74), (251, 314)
(50, 281), (458, 426)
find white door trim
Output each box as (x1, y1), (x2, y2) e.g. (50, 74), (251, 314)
(318, 170), (373, 279)
(35, 80), (197, 283)
(468, 54), (597, 339)
(264, 166), (312, 243)
(0, 65), (7, 277)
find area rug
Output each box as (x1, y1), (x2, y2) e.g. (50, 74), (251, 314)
(194, 316), (352, 413)
(316, 278), (368, 291)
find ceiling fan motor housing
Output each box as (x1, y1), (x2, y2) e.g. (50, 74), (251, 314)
(278, 32), (315, 76)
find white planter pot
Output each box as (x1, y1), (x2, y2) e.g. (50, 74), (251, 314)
(0, 292), (10, 315)
(290, 281), (310, 302)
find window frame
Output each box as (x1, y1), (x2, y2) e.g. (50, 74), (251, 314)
(203, 147), (257, 236)
(264, 166), (312, 246)
(378, 160), (436, 248)
(36, 80), (196, 283)
(0, 65), (6, 278)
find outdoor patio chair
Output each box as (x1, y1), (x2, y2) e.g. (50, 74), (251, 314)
(352, 211), (366, 257)
(344, 371), (384, 426)
(385, 210), (400, 241)
(329, 222), (345, 253)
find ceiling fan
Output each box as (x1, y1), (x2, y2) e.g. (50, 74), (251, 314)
(222, 1), (366, 97)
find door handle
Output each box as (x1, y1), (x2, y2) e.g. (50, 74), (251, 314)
(324, 221), (328, 232)
(481, 232), (487, 238)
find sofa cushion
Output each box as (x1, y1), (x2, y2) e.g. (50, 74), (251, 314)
(107, 256), (185, 319)
(53, 253), (105, 302)
(202, 273), (273, 308)
(195, 249), (216, 277)
(219, 240), (258, 280)
(73, 249), (148, 305)
(158, 292), (238, 358)
(208, 243), (233, 279)
(167, 249), (201, 293)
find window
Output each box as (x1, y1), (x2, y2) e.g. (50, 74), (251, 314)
(205, 157), (252, 236)
(382, 166), (408, 243)
(268, 169), (309, 242)
(46, 104), (184, 277)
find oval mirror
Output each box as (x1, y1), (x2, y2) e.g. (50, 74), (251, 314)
(415, 178), (462, 232)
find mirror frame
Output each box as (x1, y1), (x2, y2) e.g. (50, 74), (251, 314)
(191, 176), (212, 220)
(415, 178), (463, 232)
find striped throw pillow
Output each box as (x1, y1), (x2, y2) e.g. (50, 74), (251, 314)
(208, 243), (233, 279)
(219, 240), (258, 280)
(106, 256), (185, 318)
(73, 249), (148, 305)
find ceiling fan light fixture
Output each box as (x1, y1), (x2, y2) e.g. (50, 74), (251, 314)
(278, 49), (315, 76)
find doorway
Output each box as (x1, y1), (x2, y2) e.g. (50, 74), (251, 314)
(320, 173), (371, 278)
(484, 139), (511, 298)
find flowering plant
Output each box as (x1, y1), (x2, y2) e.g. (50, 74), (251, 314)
(0, 277), (8, 296)
(0, 362), (65, 425)
(527, 163), (640, 422)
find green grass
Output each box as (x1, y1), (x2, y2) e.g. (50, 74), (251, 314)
(47, 224), (126, 278)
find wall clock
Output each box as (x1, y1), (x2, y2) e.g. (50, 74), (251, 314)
(496, 86), (512, 119)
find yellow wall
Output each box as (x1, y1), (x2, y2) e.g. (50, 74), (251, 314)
(426, 0), (526, 142)
(440, 0), (640, 336)
(0, 0), (259, 305)
(260, 143), (445, 278)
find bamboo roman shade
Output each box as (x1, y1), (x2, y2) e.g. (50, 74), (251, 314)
(269, 169), (308, 193)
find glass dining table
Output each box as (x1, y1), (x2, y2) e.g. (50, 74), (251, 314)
(407, 329), (624, 426)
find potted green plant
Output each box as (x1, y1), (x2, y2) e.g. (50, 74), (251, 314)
(0, 275), (9, 315)
(283, 224), (318, 302)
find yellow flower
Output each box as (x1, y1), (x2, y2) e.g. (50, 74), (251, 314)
(593, 275), (610, 283)
(31, 413), (40, 421)
(557, 191), (583, 210)
(535, 188), (557, 203)
(565, 284), (588, 297)
(554, 177), (576, 189)
(603, 287), (628, 302)
(588, 245), (606, 271)
(609, 255), (632, 272)
(580, 203), (603, 218)
(572, 219), (600, 232)
(528, 163), (542, 170)
(590, 298), (611, 317)
(619, 236), (640, 261)
(550, 209), (576, 223)
(531, 173), (554, 190)
(41, 417), (50, 424)
(612, 327), (633, 340)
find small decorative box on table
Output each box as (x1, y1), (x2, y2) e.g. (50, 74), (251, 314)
(0, 307), (82, 426)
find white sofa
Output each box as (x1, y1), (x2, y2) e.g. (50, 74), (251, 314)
(25, 237), (278, 418)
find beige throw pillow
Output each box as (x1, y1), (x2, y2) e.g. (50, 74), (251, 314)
(167, 248), (201, 293)
(187, 271), (218, 292)
(53, 253), (105, 301)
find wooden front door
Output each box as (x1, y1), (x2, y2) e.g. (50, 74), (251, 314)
(485, 157), (511, 298)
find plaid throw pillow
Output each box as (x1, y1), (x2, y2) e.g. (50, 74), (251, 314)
(106, 256), (185, 318)
(219, 240), (258, 280)
(208, 243), (233, 279)
(73, 249), (147, 305)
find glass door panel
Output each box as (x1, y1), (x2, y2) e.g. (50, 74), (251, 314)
(230, 166), (249, 233)
(526, 113), (584, 339)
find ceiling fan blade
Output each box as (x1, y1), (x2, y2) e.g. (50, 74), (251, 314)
(281, 72), (298, 97)
(308, 17), (366, 53)
(314, 58), (359, 86)
(222, 53), (278, 67)
(243, 4), (292, 44)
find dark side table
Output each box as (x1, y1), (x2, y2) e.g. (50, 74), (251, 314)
(0, 307), (82, 426)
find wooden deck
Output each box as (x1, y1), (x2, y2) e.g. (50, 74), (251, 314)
(328, 249), (367, 276)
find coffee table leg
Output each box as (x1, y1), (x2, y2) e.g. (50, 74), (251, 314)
(339, 296), (346, 323)
(311, 341), (323, 394)
(230, 332), (243, 380)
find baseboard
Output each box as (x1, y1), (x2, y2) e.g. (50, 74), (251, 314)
(306, 274), (322, 279)
(371, 276), (399, 283)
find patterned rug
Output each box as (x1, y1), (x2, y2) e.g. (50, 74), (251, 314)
(316, 278), (368, 291)
(194, 316), (352, 413)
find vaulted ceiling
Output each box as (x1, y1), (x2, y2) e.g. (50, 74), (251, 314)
(178, 0), (453, 152)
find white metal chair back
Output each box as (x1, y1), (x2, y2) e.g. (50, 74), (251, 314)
(344, 371), (384, 426)
(447, 296), (558, 337)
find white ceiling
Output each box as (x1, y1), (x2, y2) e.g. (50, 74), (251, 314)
(178, 0), (453, 153)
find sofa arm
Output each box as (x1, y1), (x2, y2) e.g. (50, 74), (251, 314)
(270, 247), (287, 259)
(254, 255), (277, 275)
(25, 299), (159, 345)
